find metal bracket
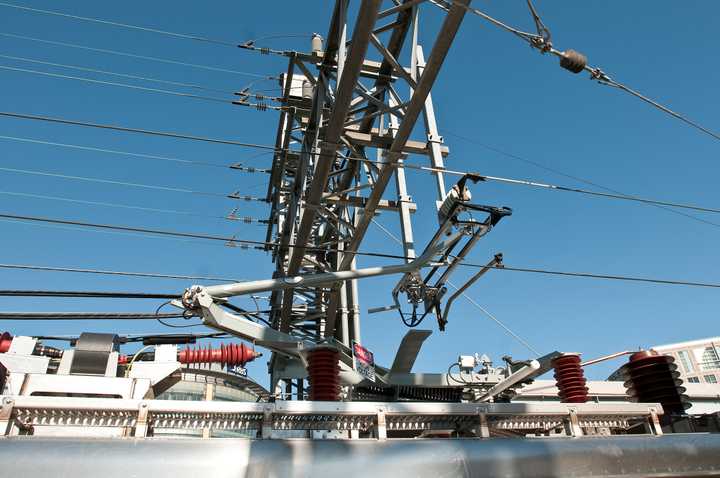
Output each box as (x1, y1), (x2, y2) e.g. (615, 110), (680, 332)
(565, 408), (583, 437)
(0, 397), (14, 436)
(477, 412), (490, 438)
(134, 402), (149, 437)
(375, 408), (387, 440)
(648, 407), (664, 436)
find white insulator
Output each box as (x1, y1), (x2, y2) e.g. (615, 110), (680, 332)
(438, 185), (471, 223)
(302, 80), (313, 99)
(311, 33), (324, 55)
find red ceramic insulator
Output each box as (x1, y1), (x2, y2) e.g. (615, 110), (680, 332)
(307, 347), (340, 401)
(0, 332), (12, 353)
(552, 353), (589, 403)
(621, 350), (687, 416)
(178, 342), (261, 367)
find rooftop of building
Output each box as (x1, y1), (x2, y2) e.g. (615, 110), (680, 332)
(652, 337), (720, 351)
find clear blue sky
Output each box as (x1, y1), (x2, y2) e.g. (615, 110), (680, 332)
(0, 1), (718, 385)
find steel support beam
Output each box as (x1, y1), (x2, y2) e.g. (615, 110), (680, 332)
(339, 0), (471, 273)
(278, 0), (382, 332)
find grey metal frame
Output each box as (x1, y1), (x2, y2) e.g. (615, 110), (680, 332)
(0, 395), (664, 439)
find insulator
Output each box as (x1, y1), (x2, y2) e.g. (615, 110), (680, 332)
(559, 49), (587, 74)
(438, 184), (471, 224)
(552, 353), (588, 403)
(33, 345), (63, 359)
(307, 346), (340, 401)
(0, 332), (12, 353)
(259, 47), (270, 55)
(302, 80), (313, 99)
(311, 33), (323, 55)
(619, 350), (688, 416)
(178, 342), (261, 367)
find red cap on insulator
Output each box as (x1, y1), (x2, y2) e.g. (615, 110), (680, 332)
(0, 332), (12, 353)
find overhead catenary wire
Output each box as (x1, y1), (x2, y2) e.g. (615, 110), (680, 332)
(2, 211), (720, 290)
(0, 1), (237, 47)
(439, 0), (720, 143)
(0, 64), (232, 104)
(0, 54), (236, 95)
(0, 32), (275, 79)
(0, 290), (179, 299)
(444, 131), (720, 230)
(0, 312), (191, 320)
(0, 166), (268, 202)
(2, 110), (718, 217)
(0, 111), (280, 150)
(0, 64), (291, 110)
(352, 157), (720, 216)
(0, 263), (242, 282)
(0, 190), (269, 224)
(0, 134), (272, 170)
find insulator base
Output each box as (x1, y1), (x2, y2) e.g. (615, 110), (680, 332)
(552, 354), (589, 403)
(307, 347), (340, 401)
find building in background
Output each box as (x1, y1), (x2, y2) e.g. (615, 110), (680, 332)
(154, 365), (270, 438)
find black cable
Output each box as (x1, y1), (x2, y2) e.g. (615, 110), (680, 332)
(0, 54), (236, 95)
(0, 65), (231, 104)
(0, 312), (188, 320)
(0, 190), (269, 223)
(0, 290), (179, 299)
(0, 134), (239, 170)
(0, 32), (272, 78)
(155, 300), (203, 328)
(0, 2), (238, 47)
(33, 332), (229, 343)
(445, 131), (720, 230)
(0, 111), (279, 150)
(525, 0), (551, 46)
(221, 302), (272, 327)
(3, 110), (717, 217)
(2, 211), (720, 290)
(0, 263), (241, 282)
(0, 211), (405, 260)
(446, 1), (720, 143)
(0, 167), (269, 202)
(489, 265), (720, 290)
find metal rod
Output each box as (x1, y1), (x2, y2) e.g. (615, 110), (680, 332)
(580, 350), (633, 367)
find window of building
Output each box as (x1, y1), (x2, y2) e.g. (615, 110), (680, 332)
(687, 376), (700, 383)
(700, 346), (720, 370)
(704, 374), (717, 384)
(677, 350), (694, 373)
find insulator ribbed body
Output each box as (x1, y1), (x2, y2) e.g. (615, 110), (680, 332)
(307, 347), (340, 401)
(178, 343), (259, 367)
(552, 353), (589, 403)
(620, 350), (687, 416)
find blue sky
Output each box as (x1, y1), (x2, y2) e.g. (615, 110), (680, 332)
(0, 1), (718, 385)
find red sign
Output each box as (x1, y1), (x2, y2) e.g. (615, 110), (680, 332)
(352, 342), (375, 382)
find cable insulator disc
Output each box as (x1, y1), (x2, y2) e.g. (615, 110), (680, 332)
(552, 354), (589, 403)
(560, 49), (587, 74)
(307, 347), (340, 401)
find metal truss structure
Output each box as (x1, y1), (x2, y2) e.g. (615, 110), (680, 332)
(261, 0), (509, 390)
